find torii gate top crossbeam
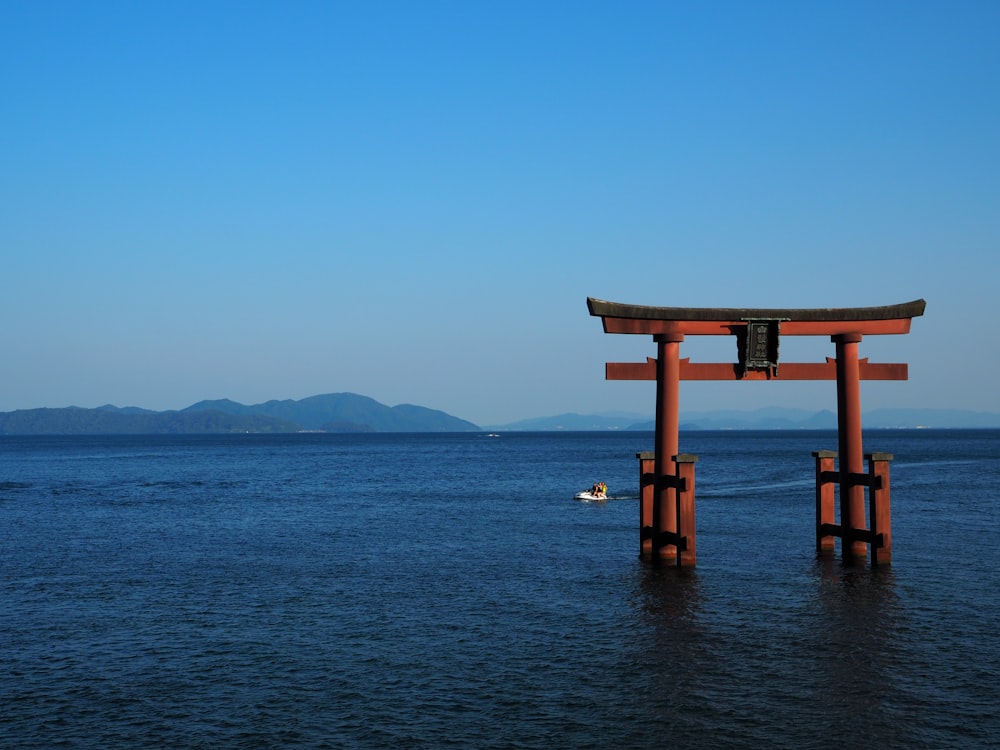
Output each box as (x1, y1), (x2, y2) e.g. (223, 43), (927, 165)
(588, 298), (926, 336)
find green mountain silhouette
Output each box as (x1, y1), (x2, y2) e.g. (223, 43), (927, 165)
(0, 393), (480, 434)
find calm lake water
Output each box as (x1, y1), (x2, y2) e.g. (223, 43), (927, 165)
(2, 430), (998, 749)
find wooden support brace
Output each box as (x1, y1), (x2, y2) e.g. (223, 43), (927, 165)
(867, 452), (893, 566)
(639, 472), (686, 490)
(674, 454), (698, 567)
(814, 450), (894, 565)
(819, 470), (882, 489)
(819, 523), (886, 548)
(637, 452), (655, 559)
(656, 474), (687, 491)
(814, 450), (837, 555)
(652, 530), (688, 551)
(637, 451), (697, 565)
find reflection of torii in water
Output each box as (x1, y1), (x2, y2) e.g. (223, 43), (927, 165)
(587, 297), (926, 567)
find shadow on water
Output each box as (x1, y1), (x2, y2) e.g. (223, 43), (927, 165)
(617, 556), (913, 748)
(622, 565), (712, 731)
(806, 556), (907, 745)
(811, 555), (900, 648)
(632, 564), (704, 632)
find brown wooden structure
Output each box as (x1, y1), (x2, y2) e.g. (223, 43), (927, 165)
(587, 297), (926, 567)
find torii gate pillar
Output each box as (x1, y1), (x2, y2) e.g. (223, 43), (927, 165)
(588, 298), (925, 567)
(653, 334), (683, 563)
(834, 333), (867, 560)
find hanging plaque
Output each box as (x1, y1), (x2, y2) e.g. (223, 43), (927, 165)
(739, 318), (784, 375)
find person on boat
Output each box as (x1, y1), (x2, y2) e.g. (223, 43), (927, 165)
(591, 482), (607, 499)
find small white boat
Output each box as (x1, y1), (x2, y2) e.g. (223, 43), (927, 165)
(574, 490), (607, 502)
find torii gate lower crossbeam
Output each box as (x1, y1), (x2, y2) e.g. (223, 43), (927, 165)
(587, 298), (926, 567)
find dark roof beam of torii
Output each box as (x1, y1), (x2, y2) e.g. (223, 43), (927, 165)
(587, 298), (927, 337)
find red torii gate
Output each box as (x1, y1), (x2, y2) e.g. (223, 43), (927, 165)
(587, 297), (926, 567)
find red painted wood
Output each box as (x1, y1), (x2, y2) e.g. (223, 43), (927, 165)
(606, 359), (909, 381)
(869, 454), (893, 566)
(676, 456), (697, 567)
(835, 334), (868, 560)
(637, 452), (654, 560)
(814, 451), (837, 556)
(653, 335), (682, 563)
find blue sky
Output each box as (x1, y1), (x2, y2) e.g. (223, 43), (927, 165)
(2, 1), (998, 426)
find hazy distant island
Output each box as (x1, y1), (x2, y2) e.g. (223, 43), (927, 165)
(1, 394), (998, 434)
(488, 407), (1000, 431)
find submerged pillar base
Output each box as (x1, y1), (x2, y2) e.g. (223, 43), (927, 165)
(638, 451), (697, 567)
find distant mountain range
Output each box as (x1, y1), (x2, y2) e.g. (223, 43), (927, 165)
(0, 393), (479, 435)
(487, 406), (1000, 431)
(1, 396), (997, 435)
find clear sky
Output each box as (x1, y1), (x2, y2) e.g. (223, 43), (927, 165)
(2, 1), (998, 426)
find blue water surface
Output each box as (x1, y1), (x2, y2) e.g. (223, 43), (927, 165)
(2, 430), (998, 749)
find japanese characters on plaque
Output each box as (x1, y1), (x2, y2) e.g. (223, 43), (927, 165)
(740, 319), (783, 376)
